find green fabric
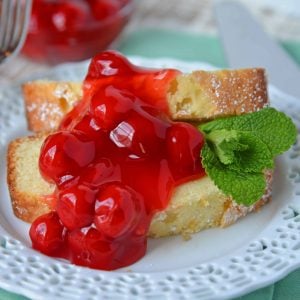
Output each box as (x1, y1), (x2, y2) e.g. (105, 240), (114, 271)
(120, 29), (227, 67)
(1, 28), (299, 300)
(0, 290), (29, 300)
(281, 40), (300, 67)
(119, 28), (300, 68)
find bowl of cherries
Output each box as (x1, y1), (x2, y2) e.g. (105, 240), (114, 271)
(22, 0), (134, 65)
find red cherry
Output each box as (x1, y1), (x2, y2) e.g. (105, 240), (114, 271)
(34, 1), (89, 33)
(90, 85), (134, 130)
(85, 51), (136, 82)
(73, 113), (101, 136)
(166, 122), (205, 180)
(87, 0), (121, 20)
(29, 212), (66, 255)
(109, 110), (167, 159)
(68, 227), (121, 270)
(118, 233), (147, 267)
(57, 185), (96, 230)
(80, 158), (121, 188)
(94, 183), (145, 238)
(39, 131), (96, 185)
(72, 113), (109, 150)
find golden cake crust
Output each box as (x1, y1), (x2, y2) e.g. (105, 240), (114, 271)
(168, 69), (268, 120)
(7, 135), (55, 222)
(23, 81), (82, 132)
(23, 68), (268, 132)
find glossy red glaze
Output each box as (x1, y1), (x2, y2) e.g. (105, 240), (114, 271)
(57, 185), (96, 230)
(22, 0), (133, 64)
(30, 51), (205, 270)
(29, 212), (67, 256)
(39, 130), (96, 186)
(94, 183), (146, 238)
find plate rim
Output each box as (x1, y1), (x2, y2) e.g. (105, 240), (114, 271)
(0, 56), (299, 300)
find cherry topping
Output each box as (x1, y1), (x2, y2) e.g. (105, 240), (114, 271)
(94, 183), (145, 238)
(109, 109), (168, 159)
(86, 51), (136, 82)
(80, 158), (121, 188)
(32, 51), (206, 270)
(29, 212), (66, 255)
(72, 113), (102, 140)
(68, 227), (120, 270)
(90, 85), (134, 130)
(166, 122), (205, 181)
(57, 185), (96, 230)
(39, 131), (96, 185)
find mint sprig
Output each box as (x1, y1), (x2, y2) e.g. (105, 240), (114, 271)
(199, 107), (297, 206)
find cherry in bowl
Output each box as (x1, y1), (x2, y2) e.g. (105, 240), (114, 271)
(22, 0), (134, 64)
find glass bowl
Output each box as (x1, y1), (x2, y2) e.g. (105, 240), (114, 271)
(21, 0), (134, 65)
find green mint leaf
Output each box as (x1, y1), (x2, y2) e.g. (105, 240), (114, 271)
(199, 107), (296, 206)
(205, 129), (248, 165)
(226, 132), (274, 172)
(200, 107), (297, 156)
(201, 143), (267, 206)
(205, 129), (274, 173)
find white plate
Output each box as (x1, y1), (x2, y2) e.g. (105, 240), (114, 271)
(0, 57), (299, 300)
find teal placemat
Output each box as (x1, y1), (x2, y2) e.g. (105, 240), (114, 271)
(0, 290), (29, 300)
(1, 28), (299, 300)
(119, 28), (300, 68)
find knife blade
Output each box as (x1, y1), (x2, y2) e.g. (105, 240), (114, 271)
(214, 1), (300, 99)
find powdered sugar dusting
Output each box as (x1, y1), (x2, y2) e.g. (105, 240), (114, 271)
(25, 82), (82, 131)
(40, 103), (62, 122)
(210, 69), (268, 116)
(211, 75), (221, 98)
(27, 102), (37, 113)
(32, 102), (64, 130)
(53, 83), (76, 102)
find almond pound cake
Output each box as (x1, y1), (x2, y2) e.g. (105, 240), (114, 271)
(7, 134), (273, 237)
(7, 51), (296, 270)
(23, 68), (267, 132)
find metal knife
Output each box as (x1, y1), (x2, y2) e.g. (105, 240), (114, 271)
(214, 1), (300, 99)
